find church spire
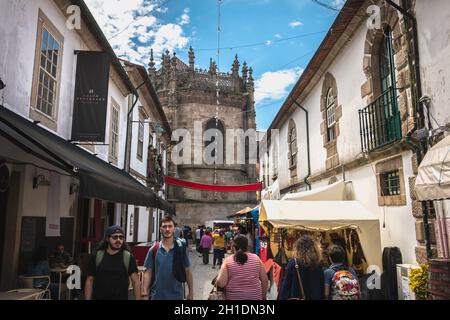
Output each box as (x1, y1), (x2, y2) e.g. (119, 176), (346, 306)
(188, 46), (195, 69)
(231, 54), (239, 77)
(242, 61), (248, 82)
(148, 48), (156, 80)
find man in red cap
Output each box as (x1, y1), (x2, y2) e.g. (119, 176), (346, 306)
(84, 225), (141, 300)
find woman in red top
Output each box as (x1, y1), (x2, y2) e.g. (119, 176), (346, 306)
(216, 235), (268, 300)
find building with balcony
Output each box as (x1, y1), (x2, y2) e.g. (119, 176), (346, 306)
(260, 0), (450, 265)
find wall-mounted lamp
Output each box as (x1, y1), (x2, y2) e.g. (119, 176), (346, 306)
(154, 122), (165, 139)
(32, 175), (50, 189)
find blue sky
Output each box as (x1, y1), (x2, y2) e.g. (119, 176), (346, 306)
(85, 0), (345, 130)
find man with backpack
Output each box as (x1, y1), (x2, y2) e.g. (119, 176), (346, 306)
(84, 225), (141, 300)
(142, 215), (193, 300)
(324, 244), (360, 300)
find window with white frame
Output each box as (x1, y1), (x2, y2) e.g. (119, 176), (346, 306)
(30, 10), (64, 130)
(137, 114), (144, 161)
(109, 103), (119, 161)
(37, 28), (61, 117)
(288, 120), (298, 169)
(326, 88), (336, 141)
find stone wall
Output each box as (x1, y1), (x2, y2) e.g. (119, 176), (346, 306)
(153, 51), (257, 226)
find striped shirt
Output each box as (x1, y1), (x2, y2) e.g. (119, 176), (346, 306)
(225, 253), (262, 300)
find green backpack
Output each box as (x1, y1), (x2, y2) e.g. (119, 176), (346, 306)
(95, 250), (131, 274)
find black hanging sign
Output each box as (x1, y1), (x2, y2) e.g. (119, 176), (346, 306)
(71, 51), (110, 142)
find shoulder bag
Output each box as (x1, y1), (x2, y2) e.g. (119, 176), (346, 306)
(289, 259), (306, 300)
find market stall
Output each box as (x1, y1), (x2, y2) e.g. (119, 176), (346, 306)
(227, 206), (260, 253)
(414, 134), (450, 299)
(259, 200), (382, 271)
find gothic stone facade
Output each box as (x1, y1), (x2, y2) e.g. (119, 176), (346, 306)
(149, 48), (257, 227)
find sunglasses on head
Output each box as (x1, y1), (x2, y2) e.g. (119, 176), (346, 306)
(110, 235), (124, 240)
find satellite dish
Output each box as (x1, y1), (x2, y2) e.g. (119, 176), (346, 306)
(0, 163), (11, 192)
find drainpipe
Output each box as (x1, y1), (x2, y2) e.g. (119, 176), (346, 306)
(293, 100), (311, 190)
(123, 94), (139, 172)
(123, 75), (152, 171)
(386, 0), (432, 259)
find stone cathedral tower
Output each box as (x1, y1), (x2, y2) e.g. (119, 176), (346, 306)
(148, 47), (257, 226)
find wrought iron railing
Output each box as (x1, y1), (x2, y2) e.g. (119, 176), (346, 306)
(358, 87), (402, 152)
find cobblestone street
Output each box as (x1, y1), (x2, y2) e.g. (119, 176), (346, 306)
(188, 246), (277, 300)
(188, 246), (222, 300)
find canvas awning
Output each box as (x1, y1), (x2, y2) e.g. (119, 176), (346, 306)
(281, 180), (352, 201)
(0, 105), (175, 214)
(259, 200), (381, 267)
(415, 134), (450, 201)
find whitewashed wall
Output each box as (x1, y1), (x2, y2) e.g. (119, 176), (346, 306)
(263, 10), (419, 263)
(0, 0), (132, 221)
(416, 0), (450, 127)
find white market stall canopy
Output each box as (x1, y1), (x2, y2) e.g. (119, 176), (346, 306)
(260, 200), (382, 268)
(281, 180), (351, 201)
(415, 134), (450, 201)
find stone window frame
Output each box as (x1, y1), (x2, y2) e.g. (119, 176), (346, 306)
(204, 118), (226, 164)
(320, 73), (342, 170)
(375, 156), (406, 206)
(361, 4), (413, 137)
(108, 99), (120, 165)
(326, 88), (337, 141)
(29, 9), (64, 132)
(287, 119), (298, 176)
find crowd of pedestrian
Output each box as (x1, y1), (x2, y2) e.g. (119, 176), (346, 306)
(24, 217), (360, 301)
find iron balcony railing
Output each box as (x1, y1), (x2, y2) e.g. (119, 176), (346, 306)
(358, 87), (402, 153)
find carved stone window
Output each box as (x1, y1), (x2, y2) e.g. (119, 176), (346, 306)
(204, 118), (225, 163)
(288, 119), (298, 174)
(326, 88), (336, 142)
(320, 73), (342, 170)
(375, 156), (406, 206)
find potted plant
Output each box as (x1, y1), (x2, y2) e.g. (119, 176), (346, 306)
(409, 264), (429, 300)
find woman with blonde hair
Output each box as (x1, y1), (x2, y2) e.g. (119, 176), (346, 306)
(279, 234), (324, 300)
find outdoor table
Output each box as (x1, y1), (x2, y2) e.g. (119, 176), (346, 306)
(0, 289), (42, 300)
(50, 267), (68, 300)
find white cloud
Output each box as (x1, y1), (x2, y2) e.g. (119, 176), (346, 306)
(289, 21), (303, 28)
(254, 68), (303, 105)
(274, 33), (282, 39)
(179, 8), (190, 25)
(265, 40), (273, 46)
(85, 0), (189, 65)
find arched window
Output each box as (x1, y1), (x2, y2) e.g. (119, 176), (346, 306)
(377, 25), (399, 144)
(204, 118), (225, 161)
(288, 120), (298, 169)
(326, 87), (336, 142)
(379, 26), (395, 93)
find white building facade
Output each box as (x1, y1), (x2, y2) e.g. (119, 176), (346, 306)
(0, 0), (172, 290)
(260, 0), (450, 265)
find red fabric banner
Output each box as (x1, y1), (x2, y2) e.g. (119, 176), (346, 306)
(164, 176), (262, 192)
